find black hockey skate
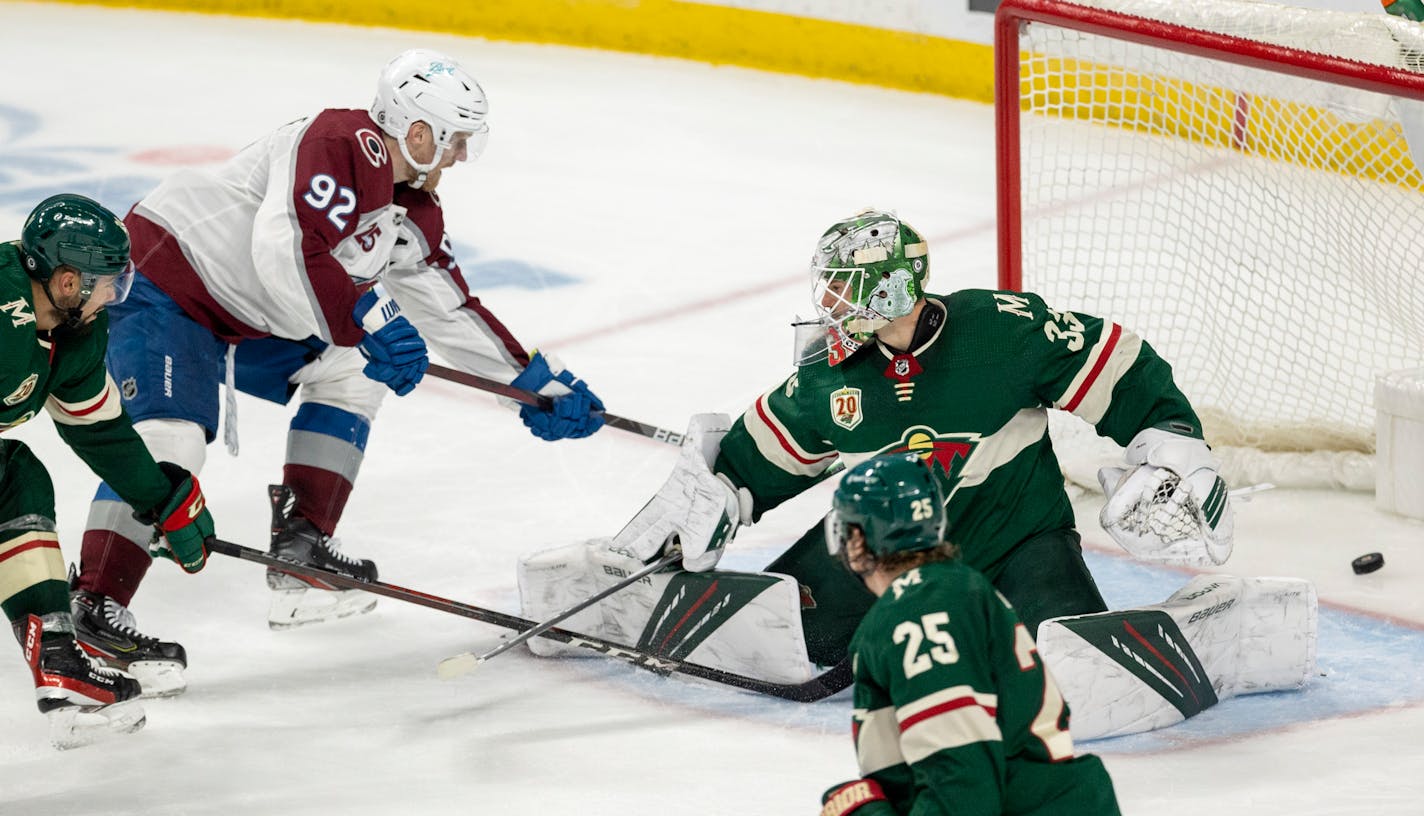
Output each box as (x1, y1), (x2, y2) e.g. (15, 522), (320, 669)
(71, 579), (188, 699)
(16, 613), (146, 749)
(265, 484), (378, 629)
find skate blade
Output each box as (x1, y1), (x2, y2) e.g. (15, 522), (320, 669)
(268, 587), (376, 630)
(126, 660), (187, 699)
(47, 699), (146, 750)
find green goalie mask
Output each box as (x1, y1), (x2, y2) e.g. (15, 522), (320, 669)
(20, 194), (135, 313)
(825, 453), (947, 560)
(800, 209), (929, 365)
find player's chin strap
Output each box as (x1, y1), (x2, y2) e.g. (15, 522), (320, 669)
(396, 135), (444, 190)
(38, 279), (85, 330)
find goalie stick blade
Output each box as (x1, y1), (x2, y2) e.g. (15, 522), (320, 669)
(207, 539), (850, 702)
(436, 653), (481, 680)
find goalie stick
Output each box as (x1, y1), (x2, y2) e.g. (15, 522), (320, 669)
(426, 363), (686, 446)
(436, 550), (683, 680)
(207, 538), (850, 702)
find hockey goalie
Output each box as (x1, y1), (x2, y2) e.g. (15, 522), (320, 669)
(518, 209), (1316, 739)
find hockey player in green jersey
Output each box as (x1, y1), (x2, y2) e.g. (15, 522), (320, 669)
(518, 209), (1315, 738)
(818, 453), (1119, 816)
(1, 194), (216, 748)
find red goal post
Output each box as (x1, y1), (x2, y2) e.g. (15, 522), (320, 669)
(994, 0), (1424, 489)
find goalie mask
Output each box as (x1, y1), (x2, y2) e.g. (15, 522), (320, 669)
(797, 209), (929, 366)
(372, 49), (490, 186)
(20, 194), (135, 327)
(826, 453), (946, 562)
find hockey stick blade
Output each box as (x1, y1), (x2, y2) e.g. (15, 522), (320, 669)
(425, 364), (685, 446)
(208, 539), (849, 702)
(436, 652), (481, 680)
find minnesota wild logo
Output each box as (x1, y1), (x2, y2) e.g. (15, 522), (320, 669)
(882, 425), (981, 484)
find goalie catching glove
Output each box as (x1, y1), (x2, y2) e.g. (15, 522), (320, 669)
(612, 413), (752, 572)
(1098, 427), (1233, 566)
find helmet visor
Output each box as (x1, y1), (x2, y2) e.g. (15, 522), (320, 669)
(80, 261), (136, 308)
(463, 126), (489, 162)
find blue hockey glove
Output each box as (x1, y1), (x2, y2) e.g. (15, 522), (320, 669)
(508, 351), (605, 441)
(353, 285), (428, 396)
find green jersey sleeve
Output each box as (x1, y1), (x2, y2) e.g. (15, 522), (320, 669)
(992, 290), (1204, 445)
(46, 313), (172, 516)
(715, 371), (841, 520)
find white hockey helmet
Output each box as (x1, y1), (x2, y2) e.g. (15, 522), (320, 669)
(371, 49), (490, 183)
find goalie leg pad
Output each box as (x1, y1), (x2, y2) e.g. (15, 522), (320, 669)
(516, 539), (610, 658)
(517, 538), (815, 683)
(1038, 574), (1317, 740)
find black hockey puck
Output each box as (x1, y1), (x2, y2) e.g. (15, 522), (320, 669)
(1351, 552), (1384, 575)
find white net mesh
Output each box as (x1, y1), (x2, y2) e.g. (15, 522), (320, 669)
(1009, 0), (1424, 485)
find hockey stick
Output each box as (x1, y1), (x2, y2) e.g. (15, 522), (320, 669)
(207, 539), (850, 702)
(435, 550), (683, 680)
(425, 363), (685, 446)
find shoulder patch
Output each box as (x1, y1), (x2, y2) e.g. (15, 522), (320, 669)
(355, 127), (389, 169)
(830, 386), (863, 430)
(4, 373), (38, 406)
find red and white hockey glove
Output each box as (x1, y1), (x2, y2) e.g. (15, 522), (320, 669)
(136, 462), (216, 574)
(820, 779), (894, 816)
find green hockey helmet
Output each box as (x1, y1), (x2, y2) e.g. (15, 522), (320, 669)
(810, 208), (929, 340)
(826, 452), (946, 560)
(20, 194), (135, 309)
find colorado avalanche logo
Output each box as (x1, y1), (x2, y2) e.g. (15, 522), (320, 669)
(355, 224), (382, 252)
(884, 426), (981, 486)
(356, 128), (389, 169)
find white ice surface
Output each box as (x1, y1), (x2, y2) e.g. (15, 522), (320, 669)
(1, 3), (1422, 813)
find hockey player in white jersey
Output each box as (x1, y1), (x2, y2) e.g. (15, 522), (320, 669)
(72, 49), (603, 696)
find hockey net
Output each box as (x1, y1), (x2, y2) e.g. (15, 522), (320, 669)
(996, 0), (1424, 491)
